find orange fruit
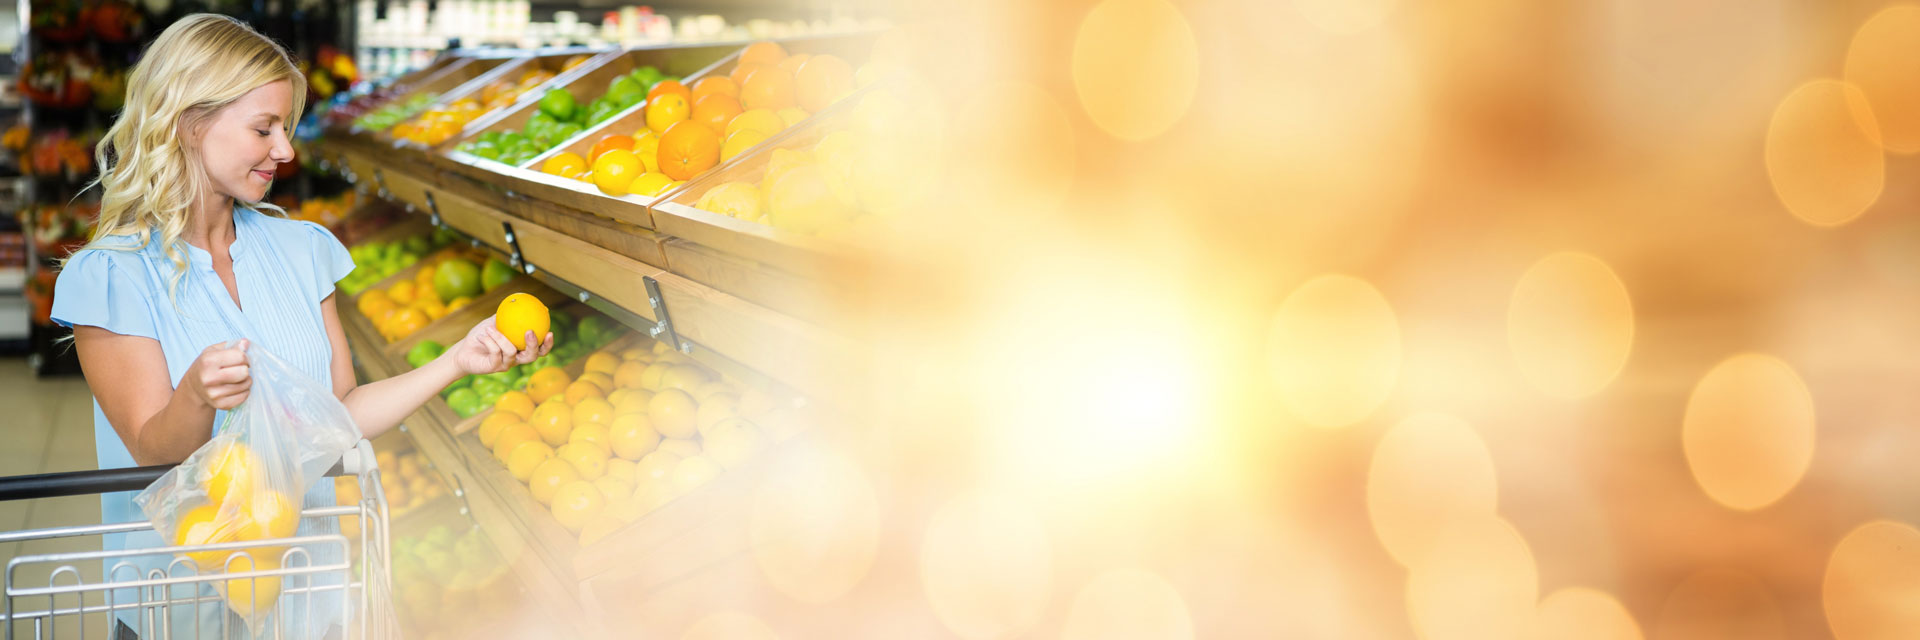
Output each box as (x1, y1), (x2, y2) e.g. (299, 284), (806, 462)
(541, 152), (587, 177)
(778, 53), (812, 74)
(592, 148), (644, 196)
(607, 388), (635, 408)
(492, 423), (540, 462)
(529, 400), (574, 446)
(794, 54), (854, 112)
(691, 77), (739, 103)
(572, 396), (616, 427)
(646, 79), (692, 105)
(577, 371), (615, 393)
(478, 412), (524, 448)
(507, 441), (554, 482)
(606, 458), (638, 484)
(648, 389), (699, 439)
(692, 94), (744, 135)
(766, 165), (853, 234)
(526, 367), (572, 404)
(672, 455), (724, 494)
(564, 380), (605, 406)
(639, 362), (673, 390)
(589, 135), (634, 163)
(727, 109), (785, 137)
(613, 361), (647, 389)
(528, 458), (579, 505)
(660, 365), (710, 391)
(608, 413), (661, 460)
(740, 42), (788, 68)
(356, 289), (395, 319)
(657, 121), (721, 181)
(570, 422), (612, 450)
(620, 347), (651, 362)
(496, 293), (550, 350)
(584, 353), (621, 377)
(739, 69), (797, 111)
(635, 450), (684, 485)
(495, 390), (537, 421)
(613, 389), (654, 418)
(645, 94), (691, 135)
(558, 442), (610, 480)
(730, 62), (774, 87)
(385, 308), (429, 340)
(549, 481), (605, 533)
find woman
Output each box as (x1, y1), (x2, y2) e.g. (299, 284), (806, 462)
(50, 15), (550, 639)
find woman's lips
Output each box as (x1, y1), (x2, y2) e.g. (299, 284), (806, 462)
(253, 170), (274, 180)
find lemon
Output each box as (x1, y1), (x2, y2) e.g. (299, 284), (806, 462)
(672, 455), (723, 494)
(720, 129), (769, 163)
(628, 172), (675, 198)
(175, 503), (238, 571)
(549, 481), (605, 533)
(648, 389), (699, 439)
(221, 555), (283, 618)
(205, 442), (262, 509)
(495, 293), (550, 351)
(777, 107), (810, 128)
(558, 442), (610, 480)
(727, 109), (785, 137)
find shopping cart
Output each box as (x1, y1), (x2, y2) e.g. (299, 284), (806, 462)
(0, 440), (396, 639)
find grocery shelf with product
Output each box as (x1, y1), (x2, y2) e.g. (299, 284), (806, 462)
(306, 25), (906, 634)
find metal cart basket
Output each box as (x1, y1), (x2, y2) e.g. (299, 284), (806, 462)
(0, 440), (395, 639)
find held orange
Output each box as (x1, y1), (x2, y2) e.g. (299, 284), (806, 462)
(495, 293), (550, 350)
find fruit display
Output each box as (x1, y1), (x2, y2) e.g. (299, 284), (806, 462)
(685, 71), (939, 236)
(389, 525), (519, 639)
(354, 248), (513, 342)
(455, 65), (679, 167)
(18, 128), (97, 179)
(344, 447), (450, 520)
(353, 92), (439, 131)
(338, 228), (462, 296)
(391, 55), (593, 146)
(432, 310), (625, 418)
(473, 339), (776, 545)
(540, 41), (856, 199)
(286, 190), (359, 228)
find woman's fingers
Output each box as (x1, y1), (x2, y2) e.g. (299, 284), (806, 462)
(540, 333), (555, 356)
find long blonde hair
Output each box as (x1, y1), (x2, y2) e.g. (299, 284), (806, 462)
(82, 14), (307, 299)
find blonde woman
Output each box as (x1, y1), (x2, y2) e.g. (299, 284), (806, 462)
(50, 15), (551, 639)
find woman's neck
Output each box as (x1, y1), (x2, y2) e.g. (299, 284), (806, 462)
(184, 191), (236, 251)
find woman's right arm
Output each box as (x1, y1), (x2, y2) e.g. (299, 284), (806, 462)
(73, 327), (253, 466)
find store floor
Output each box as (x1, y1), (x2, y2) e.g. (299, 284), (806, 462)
(0, 357), (111, 638)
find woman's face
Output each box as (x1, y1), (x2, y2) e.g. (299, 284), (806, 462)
(193, 80), (295, 204)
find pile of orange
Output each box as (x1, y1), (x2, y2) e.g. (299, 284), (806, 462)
(471, 340), (777, 545)
(555, 42), (858, 199)
(393, 62), (572, 146)
(355, 249), (485, 341)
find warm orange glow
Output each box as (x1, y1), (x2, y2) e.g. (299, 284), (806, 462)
(1654, 569), (1785, 640)
(1366, 413), (1499, 567)
(1823, 520), (1920, 639)
(1681, 354), (1817, 511)
(1070, 0), (1199, 140)
(1507, 252), (1635, 398)
(1266, 275), (1402, 428)
(1403, 515), (1538, 640)
(1844, 6), (1920, 154)
(919, 492), (1053, 639)
(1535, 587), (1644, 640)
(1059, 569), (1193, 640)
(748, 443), (880, 604)
(1765, 80), (1885, 227)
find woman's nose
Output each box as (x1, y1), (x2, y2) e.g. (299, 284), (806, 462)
(270, 131), (295, 163)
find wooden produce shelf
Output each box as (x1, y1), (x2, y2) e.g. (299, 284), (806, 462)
(396, 48), (611, 153)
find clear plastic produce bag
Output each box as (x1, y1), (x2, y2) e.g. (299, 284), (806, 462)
(134, 343), (361, 635)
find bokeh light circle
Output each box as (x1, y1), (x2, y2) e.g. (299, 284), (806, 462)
(1267, 275), (1402, 428)
(1681, 354), (1816, 511)
(948, 82), (1077, 215)
(1535, 587), (1644, 640)
(1292, 0), (1398, 34)
(1823, 520), (1920, 639)
(749, 444), (881, 604)
(1071, 0), (1201, 141)
(919, 492), (1054, 639)
(1507, 252), (1636, 398)
(1060, 569), (1194, 640)
(1404, 515), (1539, 640)
(1366, 413), (1499, 567)
(1764, 80), (1885, 227)
(1844, 6), (1920, 153)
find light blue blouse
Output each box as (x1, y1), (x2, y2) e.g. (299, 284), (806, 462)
(51, 205), (357, 639)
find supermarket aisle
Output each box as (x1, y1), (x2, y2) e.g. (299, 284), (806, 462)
(0, 357), (110, 638)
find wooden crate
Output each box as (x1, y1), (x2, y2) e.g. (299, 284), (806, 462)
(387, 48), (608, 151)
(442, 42), (741, 164)
(351, 55), (516, 139)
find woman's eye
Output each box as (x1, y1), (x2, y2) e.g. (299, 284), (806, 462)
(256, 129), (270, 137)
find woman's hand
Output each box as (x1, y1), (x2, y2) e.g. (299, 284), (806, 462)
(444, 315), (554, 376)
(183, 339), (251, 410)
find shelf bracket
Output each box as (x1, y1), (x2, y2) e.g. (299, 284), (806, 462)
(502, 221), (526, 271)
(643, 276), (693, 354)
(425, 191), (442, 228)
(372, 167), (392, 202)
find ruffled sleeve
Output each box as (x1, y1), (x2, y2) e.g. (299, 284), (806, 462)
(300, 221), (356, 300)
(51, 249), (159, 340)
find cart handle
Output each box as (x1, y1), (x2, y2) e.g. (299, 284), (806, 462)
(0, 440), (377, 502)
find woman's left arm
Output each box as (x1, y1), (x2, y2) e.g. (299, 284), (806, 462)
(321, 293), (552, 437)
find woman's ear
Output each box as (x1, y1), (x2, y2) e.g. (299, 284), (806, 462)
(178, 108), (211, 152)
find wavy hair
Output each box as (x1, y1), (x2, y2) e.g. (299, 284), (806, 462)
(80, 14), (306, 300)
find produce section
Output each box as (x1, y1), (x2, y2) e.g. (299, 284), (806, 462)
(308, 33), (889, 636)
